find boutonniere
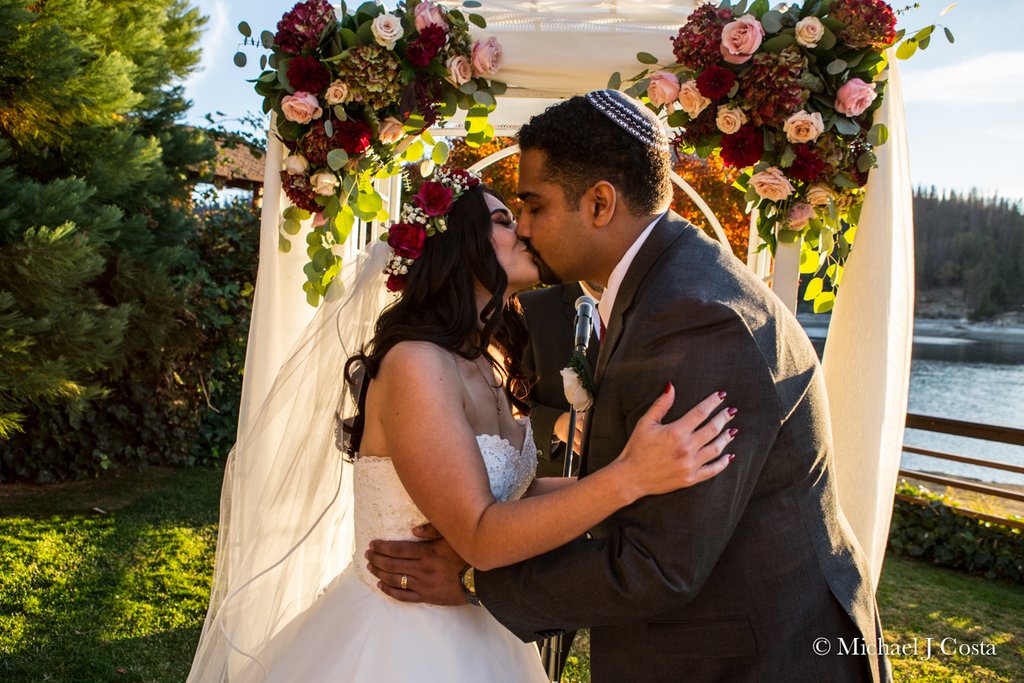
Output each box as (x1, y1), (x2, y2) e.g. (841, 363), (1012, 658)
(560, 349), (596, 412)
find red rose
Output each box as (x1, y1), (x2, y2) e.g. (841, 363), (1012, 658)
(287, 56), (331, 94)
(695, 66), (736, 101)
(788, 144), (826, 183)
(412, 181), (454, 216)
(279, 170), (320, 213)
(720, 124), (763, 169)
(387, 222), (427, 259)
(335, 118), (372, 155)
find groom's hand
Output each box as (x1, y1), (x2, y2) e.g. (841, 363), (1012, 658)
(365, 524), (468, 605)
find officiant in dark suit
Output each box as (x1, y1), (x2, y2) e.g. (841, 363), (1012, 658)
(519, 281), (602, 478)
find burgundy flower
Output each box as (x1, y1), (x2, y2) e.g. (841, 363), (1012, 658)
(335, 118), (372, 155)
(280, 170), (321, 212)
(413, 74), (443, 128)
(386, 273), (408, 292)
(720, 124), (763, 169)
(406, 25), (447, 67)
(788, 144), (827, 183)
(274, 0), (335, 55)
(388, 222), (427, 259)
(830, 0), (897, 49)
(696, 66), (736, 101)
(671, 4), (733, 71)
(287, 56), (330, 94)
(413, 181), (454, 216)
(675, 104), (718, 150)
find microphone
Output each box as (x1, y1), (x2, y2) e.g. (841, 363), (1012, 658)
(574, 295), (597, 352)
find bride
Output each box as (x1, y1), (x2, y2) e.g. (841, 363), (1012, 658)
(188, 167), (737, 681)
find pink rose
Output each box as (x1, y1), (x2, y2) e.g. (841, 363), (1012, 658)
(281, 91), (323, 124)
(783, 111), (825, 144)
(446, 55), (473, 87)
(677, 80), (711, 118)
(787, 202), (816, 230)
(647, 71), (681, 108)
(835, 78), (878, 117)
(749, 166), (794, 202)
(378, 116), (405, 145)
(471, 37), (503, 77)
(414, 1), (448, 31)
(324, 80), (350, 105)
(805, 184), (833, 207)
(720, 14), (765, 65)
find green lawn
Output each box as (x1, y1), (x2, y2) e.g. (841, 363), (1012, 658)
(1, 466), (1021, 682)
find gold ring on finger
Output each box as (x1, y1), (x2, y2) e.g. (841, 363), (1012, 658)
(400, 574), (409, 590)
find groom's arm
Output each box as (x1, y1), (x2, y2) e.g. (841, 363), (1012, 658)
(474, 300), (786, 640)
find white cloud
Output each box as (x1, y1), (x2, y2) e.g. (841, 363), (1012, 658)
(902, 51), (1024, 104)
(990, 124), (1024, 143)
(184, 0), (232, 90)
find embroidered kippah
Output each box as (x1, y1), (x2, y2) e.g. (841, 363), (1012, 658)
(584, 89), (669, 151)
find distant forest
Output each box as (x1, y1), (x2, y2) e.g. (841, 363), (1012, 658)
(914, 188), (1024, 319)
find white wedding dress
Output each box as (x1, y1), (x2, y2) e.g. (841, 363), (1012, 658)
(249, 422), (549, 682)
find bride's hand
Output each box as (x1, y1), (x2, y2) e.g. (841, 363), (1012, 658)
(614, 384), (736, 498)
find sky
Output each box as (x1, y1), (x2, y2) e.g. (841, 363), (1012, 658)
(182, 0), (1024, 202)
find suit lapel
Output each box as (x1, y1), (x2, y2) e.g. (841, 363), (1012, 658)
(593, 214), (687, 382)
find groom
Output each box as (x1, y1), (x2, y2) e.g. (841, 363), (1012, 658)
(368, 91), (889, 681)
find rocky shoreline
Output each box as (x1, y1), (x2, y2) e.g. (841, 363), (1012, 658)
(798, 313), (1024, 345)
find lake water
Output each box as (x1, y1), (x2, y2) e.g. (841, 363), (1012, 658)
(808, 328), (1024, 487)
(904, 338), (1024, 486)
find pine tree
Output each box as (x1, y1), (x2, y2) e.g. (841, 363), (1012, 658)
(0, 0), (215, 479)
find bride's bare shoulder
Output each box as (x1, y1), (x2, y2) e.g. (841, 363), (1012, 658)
(376, 341), (459, 384)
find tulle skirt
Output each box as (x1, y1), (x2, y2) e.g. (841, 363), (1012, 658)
(254, 565), (549, 682)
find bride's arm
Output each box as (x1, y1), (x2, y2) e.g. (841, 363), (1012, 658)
(375, 342), (735, 572)
(525, 477), (576, 496)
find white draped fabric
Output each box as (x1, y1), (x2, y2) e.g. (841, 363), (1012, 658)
(821, 60), (914, 586)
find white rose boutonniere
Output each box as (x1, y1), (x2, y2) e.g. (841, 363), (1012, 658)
(560, 350), (595, 413)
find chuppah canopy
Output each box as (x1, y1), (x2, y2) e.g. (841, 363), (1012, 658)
(241, 0), (912, 587)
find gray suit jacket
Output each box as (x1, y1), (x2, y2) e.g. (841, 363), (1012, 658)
(478, 214), (889, 682)
(520, 283), (601, 478)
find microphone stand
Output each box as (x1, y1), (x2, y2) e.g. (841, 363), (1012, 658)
(541, 295), (596, 683)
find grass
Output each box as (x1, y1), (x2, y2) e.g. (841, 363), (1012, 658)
(1, 466), (1022, 682)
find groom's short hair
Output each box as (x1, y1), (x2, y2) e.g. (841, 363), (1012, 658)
(517, 94), (672, 216)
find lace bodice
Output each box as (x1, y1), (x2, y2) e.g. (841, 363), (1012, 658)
(352, 421), (538, 590)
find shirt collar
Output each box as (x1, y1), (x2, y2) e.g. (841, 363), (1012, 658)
(598, 212), (665, 328)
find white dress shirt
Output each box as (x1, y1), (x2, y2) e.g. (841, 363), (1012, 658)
(597, 213), (666, 331)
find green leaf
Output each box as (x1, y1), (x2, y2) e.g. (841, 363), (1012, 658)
(261, 30), (274, 48)
(468, 13), (487, 29)
(260, 54), (268, 71)
(944, 27), (955, 44)
(919, 35), (931, 50)
(748, 0), (769, 18)
(636, 52), (660, 65)
(813, 291), (835, 313)
(666, 110), (688, 128)
(896, 39), (918, 60)
(323, 119), (334, 138)
(334, 206), (355, 244)
(778, 229), (802, 244)
(857, 151), (876, 173)
(833, 117), (860, 136)
(799, 248), (819, 274)
(867, 123), (888, 146)
(761, 10), (784, 33)
(761, 33), (797, 53)
(431, 140), (450, 165)
(803, 277), (824, 301)
(233, 51), (247, 68)
(463, 0), (482, 6)
(404, 139), (425, 162)
(490, 81), (507, 95)
(607, 72), (622, 90)
(914, 26), (935, 41)
(473, 90), (496, 107)
(826, 59), (847, 75)
(818, 28), (837, 51)
(238, 21), (252, 38)
(779, 146), (797, 168)
(420, 129), (436, 146)
(327, 149), (349, 170)
(340, 28), (359, 48)
(459, 81), (478, 95)
(279, 234), (292, 253)
(282, 217), (302, 235)
(333, 105), (348, 121)
(356, 20), (373, 44)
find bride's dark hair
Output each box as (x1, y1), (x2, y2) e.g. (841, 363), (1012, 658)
(344, 184), (532, 449)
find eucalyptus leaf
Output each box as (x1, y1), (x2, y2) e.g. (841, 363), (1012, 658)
(833, 117), (860, 136)
(944, 27), (955, 44)
(867, 123), (888, 146)
(490, 81), (507, 95)
(803, 277), (824, 301)
(761, 10), (783, 33)
(636, 52), (659, 65)
(468, 13), (487, 29)
(324, 119), (334, 138)
(333, 105), (348, 121)
(404, 139), (425, 162)
(826, 59), (847, 75)
(779, 146), (797, 168)
(857, 151), (876, 173)
(896, 39), (917, 60)
(473, 90), (496, 107)
(261, 30), (274, 48)
(607, 72), (622, 90)
(813, 291), (835, 313)
(463, 0), (482, 6)
(233, 52), (247, 68)
(818, 28), (836, 51)
(459, 81), (478, 94)
(340, 28), (359, 48)
(279, 234), (292, 253)
(419, 159), (436, 177)
(762, 33), (797, 53)
(431, 140), (450, 164)
(282, 218), (301, 235)
(238, 21), (251, 38)
(327, 148), (349, 170)
(260, 54), (268, 70)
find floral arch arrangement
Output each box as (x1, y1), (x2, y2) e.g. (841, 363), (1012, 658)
(237, 0), (506, 304)
(614, 0), (952, 311)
